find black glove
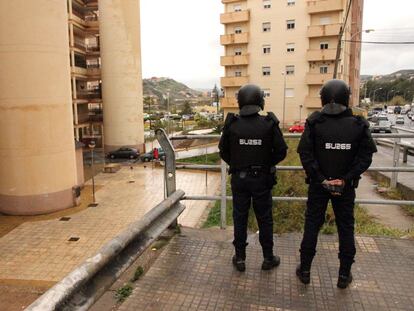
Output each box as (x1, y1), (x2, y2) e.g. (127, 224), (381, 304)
(322, 180), (345, 196)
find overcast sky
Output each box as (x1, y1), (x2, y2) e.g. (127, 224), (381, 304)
(140, 0), (414, 89)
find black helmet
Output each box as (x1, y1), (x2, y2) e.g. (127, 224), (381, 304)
(320, 79), (351, 107)
(237, 84), (264, 116)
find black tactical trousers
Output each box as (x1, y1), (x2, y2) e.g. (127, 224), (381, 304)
(300, 183), (356, 273)
(231, 172), (274, 259)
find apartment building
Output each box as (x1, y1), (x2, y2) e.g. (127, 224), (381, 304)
(68, 0), (104, 147)
(220, 0), (363, 125)
(0, 0), (143, 215)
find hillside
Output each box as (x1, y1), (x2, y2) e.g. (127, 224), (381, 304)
(361, 70), (414, 82)
(143, 77), (205, 105)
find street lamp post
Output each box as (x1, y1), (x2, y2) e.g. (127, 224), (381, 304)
(373, 87), (382, 106)
(282, 72), (286, 130)
(88, 140), (97, 205)
(387, 89), (395, 103)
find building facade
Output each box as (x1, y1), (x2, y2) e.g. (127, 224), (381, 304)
(220, 0), (364, 125)
(0, 0), (143, 215)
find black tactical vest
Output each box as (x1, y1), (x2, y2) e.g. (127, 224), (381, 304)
(227, 114), (274, 171)
(310, 111), (364, 179)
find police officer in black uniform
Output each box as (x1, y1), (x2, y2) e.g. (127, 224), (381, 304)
(219, 84), (288, 272)
(296, 79), (377, 288)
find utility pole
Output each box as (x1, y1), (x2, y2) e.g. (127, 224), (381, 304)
(333, 0), (353, 79)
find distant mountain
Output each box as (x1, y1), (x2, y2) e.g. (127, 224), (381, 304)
(361, 70), (414, 83)
(143, 77), (205, 105)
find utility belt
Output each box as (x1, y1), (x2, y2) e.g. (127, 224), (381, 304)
(233, 166), (276, 178)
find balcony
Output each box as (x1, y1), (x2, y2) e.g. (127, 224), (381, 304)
(305, 96), (322, 108)
(220, 97), (238, 108)
(306, 73), (333, 85)
(220, 33), (249, 45)
(222, 0), (246, 3)
(307, 23), (341, 38)
(306, 49), (337, 61)
(221, 76), (249, 87)
(220, 54), (249, 66)
(307, 0), (343, 14)
(220, 10), (250, 24)
(71, 66), (87, 76)
(87, 67), (101, 76)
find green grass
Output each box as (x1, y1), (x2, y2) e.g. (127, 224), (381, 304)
(115, 283), (133, 302)
(203, 139), (408, 237)
(179, 152), (221, 165)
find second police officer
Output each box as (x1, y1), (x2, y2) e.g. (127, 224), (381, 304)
(219, 84), (288, 272)
(296, 79), (377, 288)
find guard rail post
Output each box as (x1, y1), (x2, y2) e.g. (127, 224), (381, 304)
(220, 160), (227, 229)
(391, 137), (401, 188)
(156, 128), (178, 227)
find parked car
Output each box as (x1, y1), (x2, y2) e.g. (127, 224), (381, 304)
(288, 122), (305, 133)
(394, 106), (402, 114)
(107, 147), (140, 159)
(370, 120), (392, 133)
(396, 116), (405, 125)
(140, 148), (166, 162)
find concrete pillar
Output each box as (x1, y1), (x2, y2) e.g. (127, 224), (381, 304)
(99, 0), (144, 152)
(0, 0), (77, 215)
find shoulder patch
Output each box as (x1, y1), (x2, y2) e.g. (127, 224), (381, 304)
(266, 112), (280, 125)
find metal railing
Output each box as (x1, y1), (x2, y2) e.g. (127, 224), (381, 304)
(26, 191), (185, 311)
(157, 130), (414, 230)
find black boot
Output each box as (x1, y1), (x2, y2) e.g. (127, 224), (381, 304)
(261, 255), (280, 270)
(296, 264), (311, 284)
(232, 255), (246, 272)
(232, 248), (246, 272)
(337, 272), (353, 289)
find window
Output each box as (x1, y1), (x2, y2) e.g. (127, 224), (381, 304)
(234, 48), (242, 56)
(263, 0), (271, 9)
(263, 45), (271, 54)
(320, 66), (329, 74)
(285, 88), (295, 98)
(234, 4), (242, 12)
(320, 17), (331, 25)
(263, 89), (271, 97)
(263, 22), (271, 32)
(286, 65), (295, 75)
(287, 0), (295, 6)
(234, 27), (242, 34)
(262, 66), (271, 76)
(287, 20), (295, 30)
(235, 71), (242, 77)
(320, 42), (329, 50)
(287, 43), (295, 52)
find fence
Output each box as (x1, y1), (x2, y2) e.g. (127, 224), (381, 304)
(157, 130), (414, 230)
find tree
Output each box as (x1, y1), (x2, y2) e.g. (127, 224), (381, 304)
(180, 101), (193, 115)
(390, 95), (405, 106)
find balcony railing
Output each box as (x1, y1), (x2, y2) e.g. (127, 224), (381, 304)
(76, 91), (101, 100)
(306, 73), (333, 85)
(221, 76), (249, 87)
(220, 54), (249, 66)
(305, 96), (322, 108)
(220, 97), (238, 108)
(220, 33), (249, 45)
(307, 0), (343, 14)
(307, 23), (341, 38)
(306, 48), (337, 61)
(220, 10), (250, 24)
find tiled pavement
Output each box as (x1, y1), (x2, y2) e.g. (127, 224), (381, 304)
(119, 232), (414, 311)
(0, 166), (220, 282)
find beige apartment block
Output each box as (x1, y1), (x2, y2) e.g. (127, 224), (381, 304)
(220, 0), (363, 125)
(0, 0), (144, 215)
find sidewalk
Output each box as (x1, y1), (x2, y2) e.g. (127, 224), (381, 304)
(119, 228), (414, 311)
(0, 165), (220, 283)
